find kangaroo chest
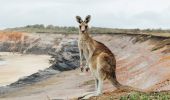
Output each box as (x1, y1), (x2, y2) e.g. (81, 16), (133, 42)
(79, 40), (90, 60)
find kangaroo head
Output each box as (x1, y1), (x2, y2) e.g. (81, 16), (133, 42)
(76, 15), (91, 34)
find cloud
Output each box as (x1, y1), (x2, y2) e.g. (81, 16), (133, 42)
(0, 0), (170, 29)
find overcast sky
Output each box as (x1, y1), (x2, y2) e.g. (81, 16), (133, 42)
(0, 0), (170, 29)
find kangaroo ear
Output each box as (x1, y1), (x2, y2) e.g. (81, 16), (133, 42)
(84, 15), (91, 23)
(76, 16), (83, 23)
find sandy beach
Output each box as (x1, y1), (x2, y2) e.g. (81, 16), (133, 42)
(0, 52), (51, 86)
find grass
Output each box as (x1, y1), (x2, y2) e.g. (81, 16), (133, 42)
(89, 89), (170, 100)
(3, 24), (170, 38)
(120, 91), (170, 100)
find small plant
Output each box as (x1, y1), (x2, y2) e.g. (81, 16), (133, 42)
(120, 91), (170, 100)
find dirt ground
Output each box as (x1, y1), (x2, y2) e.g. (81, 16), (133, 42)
(1, 34), (170, 100)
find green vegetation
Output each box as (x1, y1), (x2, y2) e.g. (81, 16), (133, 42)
(4, 24), (170, 37)
(5, 24), (78, 34)
(120, 91), (170, 100)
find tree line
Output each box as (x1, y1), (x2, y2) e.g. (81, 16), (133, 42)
(5, 24), (170, 34)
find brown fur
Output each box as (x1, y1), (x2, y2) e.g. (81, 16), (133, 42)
(76, 15), (122, 95)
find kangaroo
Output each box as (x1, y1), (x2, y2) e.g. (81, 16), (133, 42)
(76, 15), (122, 95)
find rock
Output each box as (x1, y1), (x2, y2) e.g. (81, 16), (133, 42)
(0, 39), (80, 96)
(8, 39), (80, 86)
(9, 68), (59, 87)
(0, 67), (59, 95)
(50, 39), (80, 71)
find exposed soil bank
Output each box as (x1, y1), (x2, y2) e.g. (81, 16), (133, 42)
(1, 33), (170, 99)
(93, 34), (170, 91)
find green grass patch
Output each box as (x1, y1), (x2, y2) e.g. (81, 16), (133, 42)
(120, 91), (170, 100)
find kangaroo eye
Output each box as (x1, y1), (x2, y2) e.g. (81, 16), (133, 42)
(79, 25), (81, 28)
(85, 25), (88, 29)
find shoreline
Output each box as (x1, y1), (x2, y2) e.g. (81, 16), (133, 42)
(0, 52), (51, 86)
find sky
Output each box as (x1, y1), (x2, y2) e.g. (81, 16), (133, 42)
(0, 0), (170, 29)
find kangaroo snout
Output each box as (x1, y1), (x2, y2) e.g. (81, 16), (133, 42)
(81, 30), (85, 33)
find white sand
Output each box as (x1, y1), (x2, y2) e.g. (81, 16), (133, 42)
(0, 52), (51, 86)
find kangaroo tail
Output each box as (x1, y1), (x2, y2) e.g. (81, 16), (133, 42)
(110, 72), (145, 92)
(110, 72), (123, 89)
